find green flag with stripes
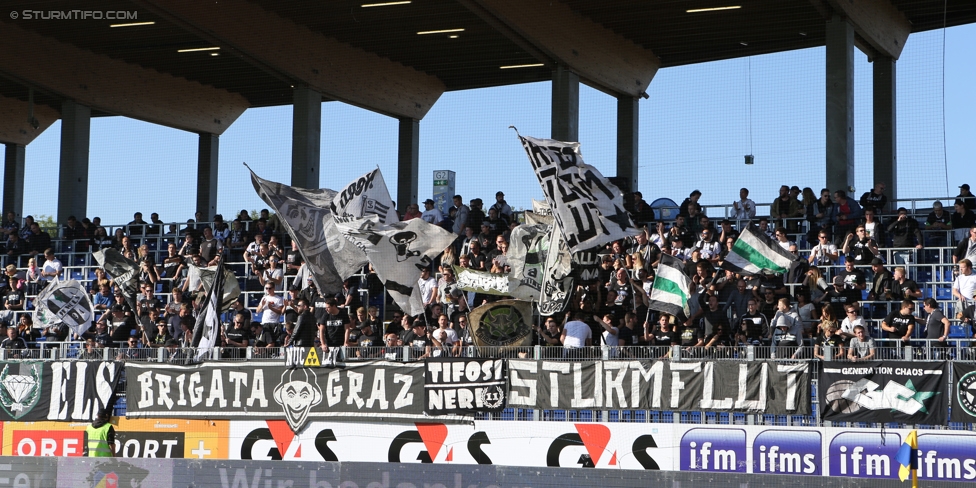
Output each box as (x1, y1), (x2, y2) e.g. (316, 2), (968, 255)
(648, 254), (691, 318)
(722, 226), (798, 275)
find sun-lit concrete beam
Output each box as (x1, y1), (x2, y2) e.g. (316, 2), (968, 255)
(458, 0), (660, 97)
(0, 94), (59, 145)
(0, 22), (248, 135)
(814, 0), (911, 59)
(137, 0), (445, 119)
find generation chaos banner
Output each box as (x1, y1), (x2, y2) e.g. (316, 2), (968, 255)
(820, 361), (948, 425)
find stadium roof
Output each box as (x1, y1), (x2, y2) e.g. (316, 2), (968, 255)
(2, 0), (975, 137)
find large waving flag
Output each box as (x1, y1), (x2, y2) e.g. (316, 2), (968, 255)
(191, 258), (227, 362)
(33, 278), (95, 338)
(330, 167), (399, 224)
(648, 254), (691, 318)
(722, 226), (798, 275)
(249, 167), (363, 294)
(337, 218), (456, 316)
(896, 430), (918, 487)
(516, 133), (638, 253)
(92, 248), (140, 313)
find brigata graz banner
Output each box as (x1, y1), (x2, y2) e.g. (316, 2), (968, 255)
(125, 361), (426, 433)
(0, 361), (122, 421)
(507, 360), (810, 415)
(820, 361), (948, 425)
(951, 362), (976, 423)
(424, 358), (506, 415)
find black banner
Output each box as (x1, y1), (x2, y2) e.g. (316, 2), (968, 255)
(951, 362), (976, 423)
(0, 361), (122, 421)
(125, 361), (425, 433)
(424, 358), (506, 415)
(819, 361), (948, 425)
(507, 360), (809, 415)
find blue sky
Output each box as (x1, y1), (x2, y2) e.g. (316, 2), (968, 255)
(10, 22), (975, 226)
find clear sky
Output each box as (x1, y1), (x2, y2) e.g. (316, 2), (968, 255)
(9, 22), (975, 226)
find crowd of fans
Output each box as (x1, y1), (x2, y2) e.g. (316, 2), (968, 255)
(0, 182), (974, 362)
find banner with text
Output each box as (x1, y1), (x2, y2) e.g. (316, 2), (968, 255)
(424, 358), (506, 415)
(506, 360), (809, 415)
(951, 362), (976, 423)
(819, 361), (948, 425)
(125, 361), (426, 433)
(0, 361), (122, 422)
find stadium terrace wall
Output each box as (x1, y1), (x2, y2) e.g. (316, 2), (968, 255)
(4, 420), (976, 484)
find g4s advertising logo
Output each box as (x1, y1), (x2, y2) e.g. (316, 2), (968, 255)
(240, 420), (338, 461)
(545, 424), (661, 469)
(388, 423), (493, 464)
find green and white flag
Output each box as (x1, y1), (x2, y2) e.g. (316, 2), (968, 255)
(722, 226), (798, 275)
(648, 254), (691, 318)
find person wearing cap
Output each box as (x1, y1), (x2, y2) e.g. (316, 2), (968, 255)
(887, 207), (923, 264)
(420, 199), (443, 225)
(489, 191), (512, 220)
(859, 182), (888, 215)
(958, 183), (976, 211)
(83, 409), (116, 457)
(818, 274), (862, 320)
(404, 319), (431, 360)
(866, 258), (893, 302)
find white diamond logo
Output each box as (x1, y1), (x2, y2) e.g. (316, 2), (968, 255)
(2, 375), (37, 412)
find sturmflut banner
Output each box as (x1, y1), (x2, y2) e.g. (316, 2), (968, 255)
(0, 361), (122, 421)
(125, 361), (427, 433)
(424, 358), (506, 415)
(507, 360), (810, 414)
(517, 134), (638, 253)
(819, 361), (948, 425)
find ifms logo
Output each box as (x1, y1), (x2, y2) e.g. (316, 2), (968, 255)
(545, 424), (662, 469)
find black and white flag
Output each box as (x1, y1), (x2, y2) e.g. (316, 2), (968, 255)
(249, 167), (365, 294)
(538, 225), (574, 316)
(337, 218), (456, 316)
(93, 248), (140, 313)
(330, 168), (399, 225)
(517, 134), (638, 253)
(187, 262), (241, 311)
(190, 259), (227, 362)
(33, 278), (95, 338)
(507, 223), (549, 300)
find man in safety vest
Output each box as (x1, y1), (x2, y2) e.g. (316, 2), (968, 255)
(83, 409), (116, 457)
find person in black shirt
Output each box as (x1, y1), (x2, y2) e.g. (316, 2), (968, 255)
(881, 299), (917, 347)
(700, 294), (728, 339)
(813, 323), (846, 360)
(651, 314), (678, 357)
(889, 267), (922, 302)
(287, 298), (316, 348)
(317, 298), (350, 358)
(222, 313), (251, 359)
(819, 275), (862, 320)
(736, 299), (769, 347)
(403, 319), (431, 360)
(678, 317), (703, 357)
(842, 225), (879, 266)
(535, 317), (562, 358)
(0, 327), (28, 359)
(250, 322), (276, 358)
(866, 259), (892, 301)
